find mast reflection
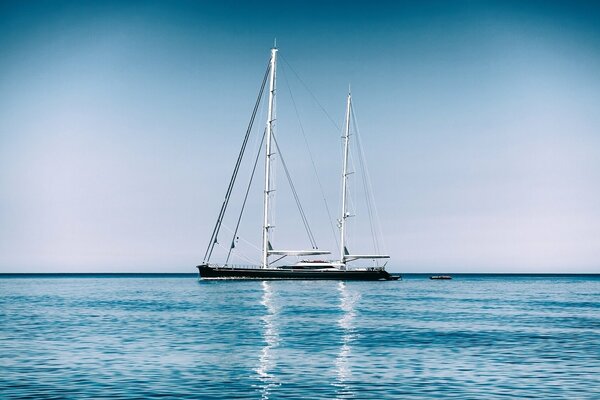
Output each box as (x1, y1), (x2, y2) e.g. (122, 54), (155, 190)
(335, 282), (360, 398)
(255, 281), (280, 399)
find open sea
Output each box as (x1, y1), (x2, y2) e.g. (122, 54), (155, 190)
(1, 274), (599, 399)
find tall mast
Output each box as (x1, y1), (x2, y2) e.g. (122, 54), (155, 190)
(262, 46), (278, 268)
(339, 91), (351, 268)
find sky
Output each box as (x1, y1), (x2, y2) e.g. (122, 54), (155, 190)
(1, 0), (599, 273)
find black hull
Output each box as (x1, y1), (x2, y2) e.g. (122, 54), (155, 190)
(197, 265), (399, 280)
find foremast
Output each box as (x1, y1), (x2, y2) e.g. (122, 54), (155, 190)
(262, 46), (277, 268)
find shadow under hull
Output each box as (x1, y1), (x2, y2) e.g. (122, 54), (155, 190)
(197, 264), (399, 280)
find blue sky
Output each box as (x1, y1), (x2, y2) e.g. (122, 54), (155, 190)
(1, 1), (599, 272)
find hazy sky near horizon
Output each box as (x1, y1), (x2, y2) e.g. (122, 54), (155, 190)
(1, 0), (599, 273)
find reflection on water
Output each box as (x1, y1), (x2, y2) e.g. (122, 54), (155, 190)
(335, 282), (361, 398)
(255, 281), (280, 399)
(2, 276), (599, 398)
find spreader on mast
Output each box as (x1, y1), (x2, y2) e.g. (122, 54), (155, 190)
(262, 46), (277, 269)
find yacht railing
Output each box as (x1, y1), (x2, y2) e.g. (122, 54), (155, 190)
(208, 263), (260, 270)
(205, 263), (385, 271)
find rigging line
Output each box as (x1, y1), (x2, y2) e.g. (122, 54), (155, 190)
(353, 109), (378, 255)
(280, 63), (340, 251)
(341, 126), (360, 251)
(271, 133), (318, 249)
(221, 223), (261, 251)
(203, 61), (271, 263)
(279, 54), (340, 131)
(345, 136), (358, 220)
(216, 240), (258, 265)
(272, 133), (317, 249)
(226, 129), (266, 265)
(351, 104), (380, 255)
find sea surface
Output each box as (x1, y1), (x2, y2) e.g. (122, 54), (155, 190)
(1, 274), (599, 399)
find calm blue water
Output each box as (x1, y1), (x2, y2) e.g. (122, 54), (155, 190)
(1, 274), (599, 399)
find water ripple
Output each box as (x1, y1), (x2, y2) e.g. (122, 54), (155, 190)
(1, 275), (599, 398)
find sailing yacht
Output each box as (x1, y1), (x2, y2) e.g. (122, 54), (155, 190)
(197, 46), (397, 280)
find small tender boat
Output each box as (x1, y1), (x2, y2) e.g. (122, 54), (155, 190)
(430, 275), (452, 280)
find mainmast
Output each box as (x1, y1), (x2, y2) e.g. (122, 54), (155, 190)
(339, 91), (352, 268)
(262, 46), (278, 268)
